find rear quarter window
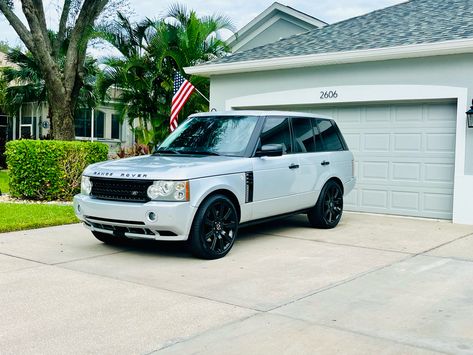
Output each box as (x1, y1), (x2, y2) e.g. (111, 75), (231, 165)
(317, 119), (345, 151)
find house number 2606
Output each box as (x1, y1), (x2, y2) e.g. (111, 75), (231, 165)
(320, 90), (338, 99)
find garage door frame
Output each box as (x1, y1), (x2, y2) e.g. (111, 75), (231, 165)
(225, 85), (470, 224)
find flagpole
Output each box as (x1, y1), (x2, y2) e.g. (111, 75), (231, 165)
(193, 86), (210, 103)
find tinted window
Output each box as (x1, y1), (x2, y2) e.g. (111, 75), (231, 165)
(317, 119), (344, 151)
(260, 117), (292, 154)
(292, 117), (316, 153)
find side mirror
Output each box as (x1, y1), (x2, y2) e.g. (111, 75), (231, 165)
(255, 144), (284, 157)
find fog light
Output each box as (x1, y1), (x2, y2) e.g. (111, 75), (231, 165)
(76, 204), (81, 215)
(147, 211), (157, 222)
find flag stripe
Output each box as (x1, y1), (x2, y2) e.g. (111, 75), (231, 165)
(170, 72), (195, 131)
(171, 85), (194, 120)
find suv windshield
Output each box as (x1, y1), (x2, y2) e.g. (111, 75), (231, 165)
(157, 115), (259, 157)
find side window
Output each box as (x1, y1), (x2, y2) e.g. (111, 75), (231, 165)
(260, 117), (292, 154)
(312, 119), (323, 151)
(317, 119), (344, 151)
(292, 117), (316, 153)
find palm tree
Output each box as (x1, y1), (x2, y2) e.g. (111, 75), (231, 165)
(97, 4), (235, 146)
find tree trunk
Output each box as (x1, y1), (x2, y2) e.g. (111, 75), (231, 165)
(48, 92), (75, 141)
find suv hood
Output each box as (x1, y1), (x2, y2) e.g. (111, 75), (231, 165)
(84, 154), (252, 180)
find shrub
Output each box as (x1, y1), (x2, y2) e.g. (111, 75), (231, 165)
(6, 140), (108, 201)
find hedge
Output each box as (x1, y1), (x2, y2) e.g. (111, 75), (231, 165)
(6, 140), (108, 201)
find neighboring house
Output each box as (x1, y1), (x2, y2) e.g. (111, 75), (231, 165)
(0, 52), (134, 153)
(227, 2), (326, 53)
(186, 0), (473, 225)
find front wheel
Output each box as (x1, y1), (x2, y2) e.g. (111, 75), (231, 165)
(308, 180), (343, 229)
(189, 194), (239, 259)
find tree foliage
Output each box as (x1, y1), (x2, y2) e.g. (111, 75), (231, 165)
(0, 0), (111, 140)
(96, 4), (235, 146)
(0, 47), (99, 119)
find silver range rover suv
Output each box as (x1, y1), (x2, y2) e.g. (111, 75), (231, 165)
(74, 111), (356, 259)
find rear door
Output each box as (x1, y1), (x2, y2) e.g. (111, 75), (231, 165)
(291, 116), (330, 208)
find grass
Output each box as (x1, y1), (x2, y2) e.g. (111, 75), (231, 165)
(0, 203), (79, 233)
(0, 170), (8, 193)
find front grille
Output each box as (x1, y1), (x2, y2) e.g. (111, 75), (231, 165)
(90, 177), (153, 202)
(87, 220), (155, 236)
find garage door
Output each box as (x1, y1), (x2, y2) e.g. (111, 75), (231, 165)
(249, 101), (457, 219)
(304, 101), (457, 219)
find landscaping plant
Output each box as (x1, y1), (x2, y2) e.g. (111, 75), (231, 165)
(5, 140), (108, 201)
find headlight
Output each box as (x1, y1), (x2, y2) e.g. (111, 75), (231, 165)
(81, 176), (92, 195)
(147, 180), (189, 201)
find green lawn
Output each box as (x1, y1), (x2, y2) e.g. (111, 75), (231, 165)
(0, 170), (8, 194)
(0, 203), (79, 233)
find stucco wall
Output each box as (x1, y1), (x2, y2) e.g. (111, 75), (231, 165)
(209, 53), (473, 175)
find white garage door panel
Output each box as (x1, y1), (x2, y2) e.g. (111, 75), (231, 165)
(289, 101), (457, 219)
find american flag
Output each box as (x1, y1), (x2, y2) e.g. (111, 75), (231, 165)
(170, 72), (195, 132)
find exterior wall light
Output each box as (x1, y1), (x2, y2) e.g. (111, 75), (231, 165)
(466, 100), (473, 128)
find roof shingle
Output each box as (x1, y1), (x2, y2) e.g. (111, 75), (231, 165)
(210, 0), (473, 65)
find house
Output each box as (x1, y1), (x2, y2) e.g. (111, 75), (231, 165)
(186, 0), (473, 225)
(227, 2), (326, 53)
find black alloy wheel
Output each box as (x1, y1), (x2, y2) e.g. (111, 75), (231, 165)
(308, 180), (343, 229)
(190, 194), (238, 259)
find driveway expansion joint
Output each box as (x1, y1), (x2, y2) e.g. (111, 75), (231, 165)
(0, 251), (49, 266)
(416, 232), (473, 256)
(254, 231), (415, 255)
(271, 313), (448, 355)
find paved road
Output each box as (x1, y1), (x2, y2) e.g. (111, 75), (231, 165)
(1, 212), (473, 354)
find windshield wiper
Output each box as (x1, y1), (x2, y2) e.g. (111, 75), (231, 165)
(153, 149), (181, 155)
(181, 150), (221, 156)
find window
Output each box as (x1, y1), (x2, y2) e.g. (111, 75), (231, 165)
(159, 115), (259, 157)
(20, 116), (34, 139)
(292, 117), (316, 153)
(111, 114), (121, 140)
(317, 119), (344, 151)
(260, 117), (292, 154)
(94, 111), (105, 139)
(75, 109), (91, 137)
(74, 109), (105, 138)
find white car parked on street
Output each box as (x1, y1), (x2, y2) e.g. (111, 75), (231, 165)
(74, 111), (355, 259)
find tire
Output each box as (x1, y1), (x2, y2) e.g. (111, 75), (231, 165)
(308, 180), (343, 229)
(189, 194), (239, 259)
(92, 231), (127, 246)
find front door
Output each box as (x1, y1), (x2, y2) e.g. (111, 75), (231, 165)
(251, 117), (300, 219)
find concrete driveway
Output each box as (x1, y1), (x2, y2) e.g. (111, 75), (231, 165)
(1, 212), (473, 354)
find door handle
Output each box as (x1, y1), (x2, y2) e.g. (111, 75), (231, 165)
(289, 163), (299, 169)
(321, 161), (330, 166)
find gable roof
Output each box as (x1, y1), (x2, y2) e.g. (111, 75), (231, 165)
(186, 0), (473, 76)
(227, 2), (327, 51)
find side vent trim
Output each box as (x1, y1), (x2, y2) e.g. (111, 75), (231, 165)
(245, 172), (254, 203)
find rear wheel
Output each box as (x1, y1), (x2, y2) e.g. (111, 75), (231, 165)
(189, 194), (238, 259)
(308, 180), (343, 229)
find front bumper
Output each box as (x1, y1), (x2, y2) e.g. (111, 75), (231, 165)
(73, 195), (197, 241)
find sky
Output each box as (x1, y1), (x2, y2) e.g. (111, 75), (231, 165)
(0, 0), (406, 50)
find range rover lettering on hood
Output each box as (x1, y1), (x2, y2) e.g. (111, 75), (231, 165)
(92, 171), (148, 178)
